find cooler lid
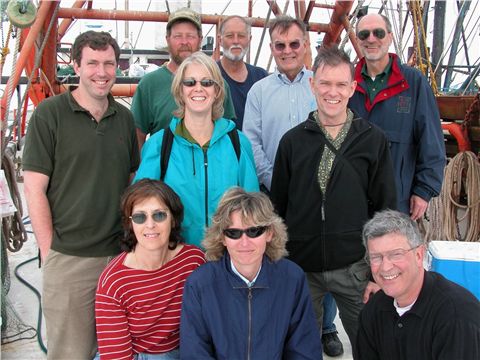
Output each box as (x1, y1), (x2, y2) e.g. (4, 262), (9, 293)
(428, 241), (480, 261)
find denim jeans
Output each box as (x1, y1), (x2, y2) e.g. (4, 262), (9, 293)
(94, 349), (179, 360)
(322, 293), (338, 334)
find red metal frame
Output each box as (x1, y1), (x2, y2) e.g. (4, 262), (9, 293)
(1, 0), (354, 124)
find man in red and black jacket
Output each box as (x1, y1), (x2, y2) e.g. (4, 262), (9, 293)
(349, 13), (445, 221)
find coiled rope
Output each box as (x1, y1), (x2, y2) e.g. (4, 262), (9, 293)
(422, 151), (480, 242)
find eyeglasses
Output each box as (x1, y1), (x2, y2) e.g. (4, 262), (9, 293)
(182, 78), (216, 87)
(365, 245), (420, 266)
(223, 226), (268, 240)
(273, 40), (302, 52)
(130, 210), (168, 224)
(357, 28), (387, 41)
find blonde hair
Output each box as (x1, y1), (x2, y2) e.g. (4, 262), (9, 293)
(171, 51), (225, 120)
(202, 187), (288, 262)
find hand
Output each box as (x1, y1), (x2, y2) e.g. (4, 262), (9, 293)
(409, 195), (428, 221)
(363, 281), (381, 303)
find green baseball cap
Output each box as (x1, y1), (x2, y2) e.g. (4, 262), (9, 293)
(167, 7), (202, 32)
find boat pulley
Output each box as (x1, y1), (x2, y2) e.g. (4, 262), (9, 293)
(6, 0), (37, 29)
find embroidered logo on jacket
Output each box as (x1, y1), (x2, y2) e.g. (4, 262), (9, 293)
(397, 96), (411, 113)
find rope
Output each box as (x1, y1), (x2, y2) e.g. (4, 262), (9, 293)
(422, 151), (480, 242)
(339, 0), (365, 50)
(1, 147), (28, 252)
(0, 22), (13, 76)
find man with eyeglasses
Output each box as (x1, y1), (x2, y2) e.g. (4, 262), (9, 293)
(358, 209), (480, 360)
(243, 15), (316, 193)
(217, 15), (268, 130)
(349, 13), (445, 222)
(131, 7), (236, 150)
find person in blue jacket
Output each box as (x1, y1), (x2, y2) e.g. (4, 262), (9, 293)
(180, 188), (323, 360)
(349, 14), (445, 221)
(134, 52), (259, 247)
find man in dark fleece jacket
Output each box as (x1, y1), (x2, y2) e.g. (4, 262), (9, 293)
(271, 46), (397, 357)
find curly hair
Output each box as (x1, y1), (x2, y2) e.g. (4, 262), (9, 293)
(120, 179), (184, 252)
(202, 187), (288, 262)
(171, 51), (225, 120)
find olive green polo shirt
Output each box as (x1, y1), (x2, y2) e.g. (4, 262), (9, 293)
(23, 90), (140, 257)
(361, 58), (393, 103)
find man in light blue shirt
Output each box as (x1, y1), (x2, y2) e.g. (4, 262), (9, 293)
(243, 15), (316, 190)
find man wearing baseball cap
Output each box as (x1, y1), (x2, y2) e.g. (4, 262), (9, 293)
(132, 7), (236, 150)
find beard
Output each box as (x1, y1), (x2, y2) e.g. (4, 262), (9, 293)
(223, 45), (249, 61)
(170, 45), (197, 65)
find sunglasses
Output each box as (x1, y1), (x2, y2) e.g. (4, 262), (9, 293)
(273, 40), (302, 52)
(130, 210), (168, 224)
(182, 78), (216, 87)
(223, 226), (268, 240)
(357, 28), (387, 41)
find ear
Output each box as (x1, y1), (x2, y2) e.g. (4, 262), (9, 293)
(265, 229), (273, 243)
(415, 245), (425, 268)
(348, 80), (357, 98)
(309, 76), (315, 93)
(73, 60), (80, 76)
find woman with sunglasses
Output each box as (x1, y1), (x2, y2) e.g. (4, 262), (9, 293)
(134, 52), (259, 248)
(95, 179), (205, 360)
(180, 187), (322, 359)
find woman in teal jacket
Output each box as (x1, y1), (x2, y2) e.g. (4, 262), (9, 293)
(134, 52), (259, 247)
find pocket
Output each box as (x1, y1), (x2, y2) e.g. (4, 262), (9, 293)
(348, 258), (370, 291)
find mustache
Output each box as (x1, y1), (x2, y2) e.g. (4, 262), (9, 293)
(228, 45), (244, 51)
(178, 45), (193, 52)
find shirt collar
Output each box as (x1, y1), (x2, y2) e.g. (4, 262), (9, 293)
(230, 259), (262, 287)
(275, 66), (307, 84)
(361, 56), (393, 80)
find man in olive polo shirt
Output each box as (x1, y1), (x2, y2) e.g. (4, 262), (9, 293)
(23, 31), (139, 359)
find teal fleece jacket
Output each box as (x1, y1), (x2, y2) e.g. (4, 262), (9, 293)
(134, 117), (259, 247)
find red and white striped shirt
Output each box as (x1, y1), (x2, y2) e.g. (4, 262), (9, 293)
(95, 245), (205, 359)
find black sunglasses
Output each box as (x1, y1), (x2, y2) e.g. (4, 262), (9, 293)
(130, 210), (168, 224)
(274, 40), (301, 52)
(182, 78), (216, 87)
(223, 226), (268, 240)
(357, 28), (387, 41)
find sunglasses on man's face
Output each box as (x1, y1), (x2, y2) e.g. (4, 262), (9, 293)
(273, 40), (302, 52)
(223, 226), (268, 240)
(182, 78), (216, 87)
(130, 210), (168, 224)
(357, 28), (387, 41)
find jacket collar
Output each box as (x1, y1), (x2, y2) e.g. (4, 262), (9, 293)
(222, 252), (270, 289)
(354, 53), (410, 111)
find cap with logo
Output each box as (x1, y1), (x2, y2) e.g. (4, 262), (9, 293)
(167, 7), (202, 32)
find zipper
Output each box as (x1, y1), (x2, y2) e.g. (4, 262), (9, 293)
(247, 287), (252, 360)
(203, 149), (208, 227)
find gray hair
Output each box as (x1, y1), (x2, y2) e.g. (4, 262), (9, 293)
(220, 15), (251, 36)
(362, 210), (425, 249)
(202, 187), (288, 262)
